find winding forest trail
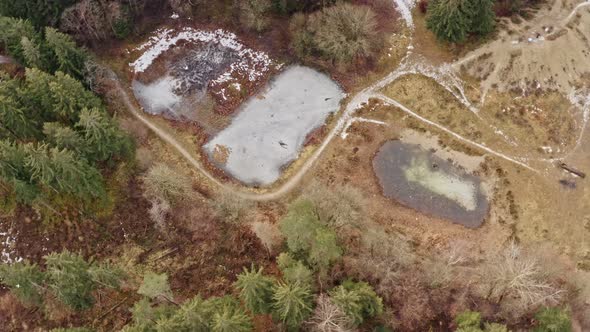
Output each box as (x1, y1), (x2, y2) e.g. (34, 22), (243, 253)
(115, 0), (590, 200)
(115, 54), (539, 201)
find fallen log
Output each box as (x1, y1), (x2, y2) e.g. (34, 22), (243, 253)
(557, 162), (586, 178)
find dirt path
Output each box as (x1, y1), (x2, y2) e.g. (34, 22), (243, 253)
(114, 51), (542, 201)
(115, 0), (559, 201)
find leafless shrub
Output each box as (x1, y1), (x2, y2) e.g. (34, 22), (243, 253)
(168, 0), (194, 16)
(480, 241), (565, 315)
(61, 0), (110, 41)
(148, 198), (171, 233)
(422, 240), (472, 288)
(84, 60), (118, 96)
(306, 294), (355, 332)
(444, 240), (471, 266)
(344, 227), (415, 298)
(120, 117), (150, 145)
(126, 0), (147, 15)
(250, 221), (283, 255)
(211, 190), (252, 224)
(142, 163), (193, 205)
(237, 0), (272, 32)
(135, 147), (154, 172)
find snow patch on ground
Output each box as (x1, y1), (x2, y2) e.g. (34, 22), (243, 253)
(129, 28), (273, 86)
(392, 0), (416, 29)
(132, 76), (181, 116)
(0, 231), (22, 264)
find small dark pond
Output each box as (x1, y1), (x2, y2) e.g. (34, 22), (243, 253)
(373, 140), (488, 228)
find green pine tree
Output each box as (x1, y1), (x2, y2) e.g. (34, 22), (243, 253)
(0, 17), (38, 64)
(272, 281), (313, 329)
(48, 72), (102, 123)
(176, 295), (212, 331)
(277, 253), (313, 288)
(0, 94), (40, 140)
(468, 0), (495, 36)
(209, 296), (253, 332)
(234, 265), (275, 314)
(44, 27), (87, 80)
(534, 307), (572, 332)
(44, 250), (96, 310)
(76, 108), (133, 163)
(279, 199), (321, 254)
(0, 140), (39, 204)
(330, 280), (383, 326)
(308, 227), (341, 277)
(43, 122), (86, 154)
(427, 0), (473, 43)
(0, 260), (45, 306)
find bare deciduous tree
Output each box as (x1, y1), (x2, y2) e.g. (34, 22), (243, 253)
(60, 0), (110, 41)
(301, 181), (366, 231)
(306, 294), (355, 332)
(480, 241), (565, 312)
(250, 221), (283, 255)
(168, 0), (195, 16)
(211, 190), (252, 224)
(148, 198), (170, 234)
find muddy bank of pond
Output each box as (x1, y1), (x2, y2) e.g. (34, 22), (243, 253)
(373, 140), (488, 228)
(205, 65), (344, 185)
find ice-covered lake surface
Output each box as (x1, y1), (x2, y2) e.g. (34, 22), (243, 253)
(373, 141), (488, 228)
(205, 66), (344, 185)
(132, 76), (181, 117)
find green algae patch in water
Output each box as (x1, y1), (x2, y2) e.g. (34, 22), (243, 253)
(373, 140), (488, 228)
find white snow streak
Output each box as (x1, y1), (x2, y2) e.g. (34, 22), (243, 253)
(129, 28), (273, 84)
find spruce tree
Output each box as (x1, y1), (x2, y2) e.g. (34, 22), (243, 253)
(272, 281), (313, 329)
(468, 0), (495, 36)
(48, 72), (102, 123)
(44, 250), (96, 310)
(0, 260), (45, 306)
(23, 68), (58, 121)
(176, 295), (212, 331)
(43, 122), (86, 154)
(534, 307), (572, 332)
(23, 143), (106, 201)
(279, 199), (321, 254)
(427, 0), (472, 43)
(209, 296), (252, 332)
(0, 94), (39, 140)
(277, 253), (313, 288)
(44, 27), (87, 80)
(0, 140), (39, 204)
(76, 108), (133, 163)
(0, 17), (38, 64)
(234, 265), (275, 314)
(308, 228), (341, 277)
(330, 280), (383, 326)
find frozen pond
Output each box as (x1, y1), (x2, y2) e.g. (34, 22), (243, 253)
(205, 66), (344, 185)
(132, 76), (181, 117)
(373, 140), (488, 228)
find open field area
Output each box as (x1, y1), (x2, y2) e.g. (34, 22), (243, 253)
(1, 0), (590, 331)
